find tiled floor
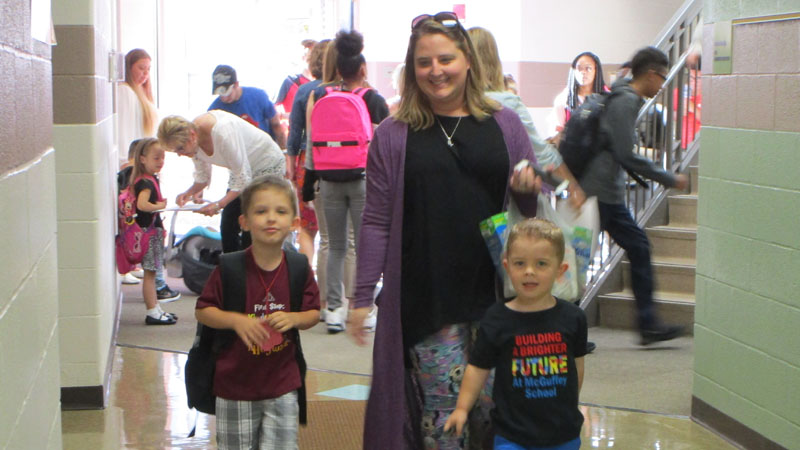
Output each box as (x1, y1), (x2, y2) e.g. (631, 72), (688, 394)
(61, 346), (737, 449)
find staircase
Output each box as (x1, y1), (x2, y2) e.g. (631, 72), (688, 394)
(596, 165), (699, 333)
(578, 0), (703, 332)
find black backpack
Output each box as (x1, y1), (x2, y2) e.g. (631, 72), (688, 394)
(558, 91), (647, 187)
(184, 250), (310, 424)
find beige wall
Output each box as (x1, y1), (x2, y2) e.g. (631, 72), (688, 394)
(0, 0), (62, 448)
(52, 0), (119, 407)
(694, 4), (800, 448)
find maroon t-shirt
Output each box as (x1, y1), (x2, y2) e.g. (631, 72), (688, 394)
(196, 249), (320, 401)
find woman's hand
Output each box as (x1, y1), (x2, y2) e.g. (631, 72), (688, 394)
(191, 191), (205, 204)
(156, 199), (167, 210)
(197, 202), (221, 217)
(509, 165), (542, 194)
(176, 192), (190, 207)
(346, 307), (371, 346)
(568, 185), (587, 209)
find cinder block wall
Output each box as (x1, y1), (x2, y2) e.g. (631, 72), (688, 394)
(0, 0), (62, 448)
(52, 0), (120, 409)
(694, 3), (800, 448)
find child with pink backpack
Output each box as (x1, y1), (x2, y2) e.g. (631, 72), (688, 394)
(306, 29), (389, 333)
(120, 138), (178, 325)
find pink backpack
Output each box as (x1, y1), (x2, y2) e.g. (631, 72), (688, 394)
(115, 175), (163, 273)
(310, 86), (373, 181)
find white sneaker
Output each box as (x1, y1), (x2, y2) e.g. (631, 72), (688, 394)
(121, 273), (141, 284)
(363, 306), (377, 332)
(131, 268), (145, 278)
(325, 307), (346, 334)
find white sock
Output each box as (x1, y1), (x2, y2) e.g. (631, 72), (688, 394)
(146, 307), (162, 318)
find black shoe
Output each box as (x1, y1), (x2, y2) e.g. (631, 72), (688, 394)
(145, 312), (177, 325)
(586, 341), (597, 354)
(157, 285), (181, 303)
(640, 325), (684, 345)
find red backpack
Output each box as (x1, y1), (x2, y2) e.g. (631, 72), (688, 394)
(278, 74), (310, 114)
(310, 86), (373, 181)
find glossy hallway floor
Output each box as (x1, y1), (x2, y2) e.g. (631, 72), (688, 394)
(61, 344), (739, 449)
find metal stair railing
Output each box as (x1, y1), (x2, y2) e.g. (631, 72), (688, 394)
(578, 0), (702, 309)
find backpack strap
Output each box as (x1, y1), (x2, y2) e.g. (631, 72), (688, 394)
(133, 174), (165, 202)
(213, 251), (248, 353)
(351, 87), (369, 98)
(285, 249), (310, 425)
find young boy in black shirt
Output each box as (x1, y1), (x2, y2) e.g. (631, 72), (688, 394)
(445, 218), (587, 449)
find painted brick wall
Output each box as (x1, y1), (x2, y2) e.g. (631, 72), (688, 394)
(694, 6), (800, 447)
(0, 0), (63, 448)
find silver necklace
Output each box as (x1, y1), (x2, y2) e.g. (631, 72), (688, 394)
(436, 116), (462, 147)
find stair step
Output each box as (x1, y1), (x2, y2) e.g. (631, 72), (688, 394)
(667, 194), (697, 226)
(647, 225), (697, 262)
(621, 260), (696, 294)
(597, 290), (695, 333)
(690, 166), (699, 195)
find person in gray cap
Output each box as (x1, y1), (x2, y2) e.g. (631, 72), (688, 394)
(209, 64), (287, 149)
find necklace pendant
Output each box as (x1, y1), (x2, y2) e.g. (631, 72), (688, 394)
(447, 138), (454, 147)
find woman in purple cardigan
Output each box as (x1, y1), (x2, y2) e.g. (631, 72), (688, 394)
(347, 12), (541, 449)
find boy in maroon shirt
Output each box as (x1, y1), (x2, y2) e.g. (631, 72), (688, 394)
(196, 175), (320, 449)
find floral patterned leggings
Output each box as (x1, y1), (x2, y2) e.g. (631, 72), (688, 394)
(410, 323), (495, 450)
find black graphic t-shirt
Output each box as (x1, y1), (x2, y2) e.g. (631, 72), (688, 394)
(470, 299), (588, 447)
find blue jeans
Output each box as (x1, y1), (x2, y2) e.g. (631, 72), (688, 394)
(598, 201), (657, 331)
(155, 266), (166, 290)
(494, 435), (580, 450)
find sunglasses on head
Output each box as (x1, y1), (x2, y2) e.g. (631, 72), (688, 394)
(411, 11), (461, 30)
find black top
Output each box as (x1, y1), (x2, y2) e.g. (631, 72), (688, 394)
(471, 299), (588, 447)
(400, 115), (509, 350)
(133, 177), (164, 229)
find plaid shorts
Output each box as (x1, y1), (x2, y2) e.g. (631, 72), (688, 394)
(215, 391), (298, 450)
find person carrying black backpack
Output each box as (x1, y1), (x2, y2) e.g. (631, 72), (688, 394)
(579, 46), (688, 345)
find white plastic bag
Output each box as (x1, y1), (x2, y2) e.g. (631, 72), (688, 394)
(536, 194), (580, 300)
(555, 196), (601, 290)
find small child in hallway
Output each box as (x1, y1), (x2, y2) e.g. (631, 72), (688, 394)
(444, 218), (588, 450)
(129, 138), (178, 325)
(195, 175), (320, 449)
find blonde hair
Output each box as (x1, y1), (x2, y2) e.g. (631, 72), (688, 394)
(506, 218), (566, 263)
(124, 49), (158, 136)
(241, 175), (299, 218)
(467, 27), (505, 92)
(128, 137), (162, 189)
(321, 40), (341, 84)
(157, 115), (196, 149)
(394, 20), (499, 131)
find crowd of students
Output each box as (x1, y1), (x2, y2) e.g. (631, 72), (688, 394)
(116, 11), (691, 449)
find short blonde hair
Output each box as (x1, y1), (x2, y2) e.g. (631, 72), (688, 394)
(506, 218), (565, 263)
(241, 175), (298, 218)
(157, 115), (196, 149)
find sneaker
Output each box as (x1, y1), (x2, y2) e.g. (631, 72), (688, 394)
(640, 325), (684, 346)
(121, 273), (141, 285)
(586, 341), (597, 354)
(131, 268), (145, 278)
(145, 312), (177, 325)
(157, 286), (181, 303)
(319, 308), (326, 322)
(363, 307), (377, 333)
(325, 307), (346, 334)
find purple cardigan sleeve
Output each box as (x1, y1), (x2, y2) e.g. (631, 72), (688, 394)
(494, 107), (539, 217)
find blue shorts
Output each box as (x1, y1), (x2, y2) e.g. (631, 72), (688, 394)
(494, 435), (580, 450)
